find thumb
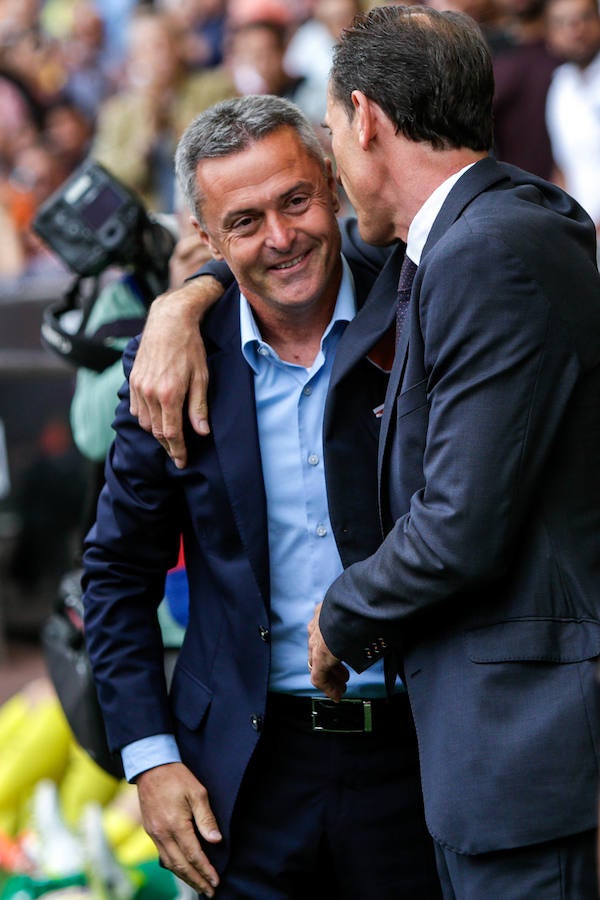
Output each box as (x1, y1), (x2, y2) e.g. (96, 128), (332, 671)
(193, 803), (222, 844)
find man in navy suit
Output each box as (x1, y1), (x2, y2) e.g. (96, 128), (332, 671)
(82, 96), (440, 899)
(306, 5), (600, 897)
(128, 7), (600, 898)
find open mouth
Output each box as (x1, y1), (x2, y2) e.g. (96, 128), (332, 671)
(270, 251), (309, 271)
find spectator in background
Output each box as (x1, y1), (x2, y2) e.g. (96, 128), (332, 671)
(0, 201), (25, 278)
(44, 96), (94, 172)
(225, 18), (305, 101)
(426, 0), (515, 53)
(0, 0), (65, 107)
(58, 0), (115, 119)
(0, 138), (68, 281)
(226, 0), (293, 26)
(91, 7), (234, 213)
(157, 0), (227, 70)
(0, 70), (44, 171)
(91, 0), (142, 70)
(545, 0), (600, 253)
(491, 0), (558, 179)
(285, 0), (361, 126)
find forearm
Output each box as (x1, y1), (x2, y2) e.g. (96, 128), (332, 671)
(322, 238), (581, 667)
(129, 275), (226, 462)
(152, 274), (225, 324)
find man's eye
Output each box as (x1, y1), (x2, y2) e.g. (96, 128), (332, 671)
(288, 195), (310, 210)
(233, 216), (255, 230)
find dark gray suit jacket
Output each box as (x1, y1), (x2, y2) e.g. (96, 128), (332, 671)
(321, 157), (600, 854)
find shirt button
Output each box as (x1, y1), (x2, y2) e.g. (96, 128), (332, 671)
(250, 714), (263, 732)
(303, 385), (312, 396)
(308, 453), (319, 466)
(316, 524), (327, 537)
(258, 345), (269, 356)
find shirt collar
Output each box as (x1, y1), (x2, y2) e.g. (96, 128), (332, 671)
(241, 254), (356, 372)
(406, 162), (477, 265)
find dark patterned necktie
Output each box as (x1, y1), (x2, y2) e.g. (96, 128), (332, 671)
(395, 255), (418, 346)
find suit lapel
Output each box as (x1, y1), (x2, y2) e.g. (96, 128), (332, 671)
(329, 244), (403, 391)
(204, 291), (270, 607)
(377, 157), (510, 523)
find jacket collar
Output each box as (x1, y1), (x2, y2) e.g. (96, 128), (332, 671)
(422, 156), (508, 259)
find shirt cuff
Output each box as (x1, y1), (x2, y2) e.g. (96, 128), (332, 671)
(121, 734), (181, 783)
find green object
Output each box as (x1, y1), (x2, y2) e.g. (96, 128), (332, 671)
(69, 278), (147, 463)
(0, 863), (178, 900)
(131, 861), (179, 900)
(0, 873), (87, 899)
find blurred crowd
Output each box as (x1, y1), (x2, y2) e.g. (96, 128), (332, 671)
(0, 0), (598, 287)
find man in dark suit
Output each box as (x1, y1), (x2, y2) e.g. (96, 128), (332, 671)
(307, 5), (600, 897)
(82, 95), (440, 900)
(122, 10), (599, 895)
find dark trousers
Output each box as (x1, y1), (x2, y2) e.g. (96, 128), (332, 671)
(434, 828), (598, 899)
(216, 692), (441, 899)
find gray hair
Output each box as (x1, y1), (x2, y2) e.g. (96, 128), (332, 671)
(175, 95), (327, 222)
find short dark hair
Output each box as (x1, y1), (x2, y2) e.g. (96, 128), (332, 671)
(329, 5), (494, 152)
(175, 95), (326, 222)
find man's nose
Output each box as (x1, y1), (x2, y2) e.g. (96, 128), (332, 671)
(264, 213), (294, 251)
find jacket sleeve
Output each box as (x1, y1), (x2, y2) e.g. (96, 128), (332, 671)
(320, 228), (583, 671)
(82, 338), (182, 750)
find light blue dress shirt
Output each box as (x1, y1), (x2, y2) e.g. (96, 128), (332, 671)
(122, 257), (386, 781)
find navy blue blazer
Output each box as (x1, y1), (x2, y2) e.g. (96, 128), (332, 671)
(321, 157), (600, 854)
(82, 252), (389, 872)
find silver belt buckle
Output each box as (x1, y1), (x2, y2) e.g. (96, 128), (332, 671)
(310, 697), (373, 733)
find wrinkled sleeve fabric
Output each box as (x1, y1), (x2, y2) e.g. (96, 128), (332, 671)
(320, 229), (582, 671)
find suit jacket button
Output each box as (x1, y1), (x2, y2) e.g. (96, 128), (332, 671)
(251, 714), (263, 732)
(258, 626), (271, 643)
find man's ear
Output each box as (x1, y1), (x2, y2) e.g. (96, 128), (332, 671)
(191, 217), (224, 261)
(351, 90), (376, 151)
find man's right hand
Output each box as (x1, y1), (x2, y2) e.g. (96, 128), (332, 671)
(129, 276), (224, 468)
(136, 762), (222, 897)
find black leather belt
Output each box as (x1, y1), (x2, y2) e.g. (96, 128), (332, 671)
(266, 691), (407, 734)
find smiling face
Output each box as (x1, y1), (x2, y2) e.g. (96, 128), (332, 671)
(193, 126), (343, 326)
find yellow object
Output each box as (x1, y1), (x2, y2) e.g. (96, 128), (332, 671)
(59, 744), (121, 827)
(0, 805), (17, 836)
(101, 806), (139, 850)
(0, 697), (72, 809)
(0, 694), (30, 753)
(115, 826), (158, 866)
